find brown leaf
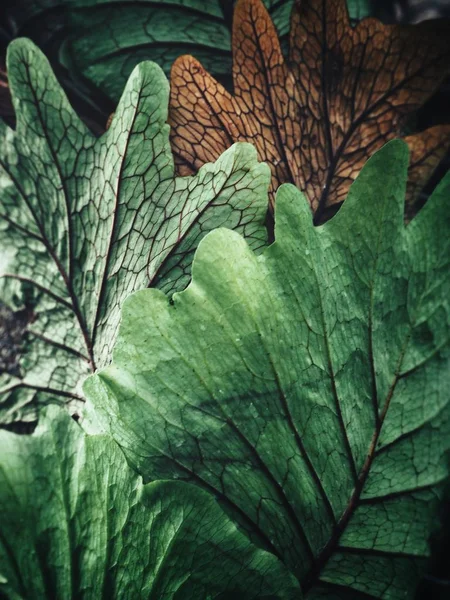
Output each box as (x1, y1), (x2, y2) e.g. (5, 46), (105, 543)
(404, 124), (450, 218)
(169, 0), (450, 222)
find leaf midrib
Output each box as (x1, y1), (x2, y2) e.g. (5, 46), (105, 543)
(301, 211), (414, 596)
(313, 21), (449, 222)
(91, 87), (142, 351)
(9, 62), (96, 370)
(149, 312), (314, 563)
(109, 407), (282, 561)
(146, 174), (245, 288)
(302, 191), (440, 593)
(302, 334), (411, 594)
(248, 6), (296, 199)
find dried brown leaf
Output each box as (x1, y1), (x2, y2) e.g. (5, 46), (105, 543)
(169, 0), (450, 221)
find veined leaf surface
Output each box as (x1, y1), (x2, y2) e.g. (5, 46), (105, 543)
(86, 141), (450, 598)
(0, 406), (299, 599)
(170, 0), (450, 220)
(0, 39), (269, 423)
(5, 0), (295, 103)
(5, 0), (371, 111)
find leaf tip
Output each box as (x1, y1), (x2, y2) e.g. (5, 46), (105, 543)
(5, 37), (55, 117)
(6, 37), (44, 75)
(228, 140), (271, 179)
(274, 183), (312, 239)
(121, 287), (169, 324)
(193, 226), (248, 267)
(170, 53), (204, 78)
(132, 59), (167, 86)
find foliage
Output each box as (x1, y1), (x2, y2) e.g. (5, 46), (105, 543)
(3, 1), (294, 105)
(1, 1), (449, 598)
(1, 1), (381, 128)
(0, 405), (298, 599)
(0, 39), (269, 424)
(86, 141), (450, 598)
(169, 0), (450, 220)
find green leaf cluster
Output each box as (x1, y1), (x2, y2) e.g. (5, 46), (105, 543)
(0, 3), (449, 597)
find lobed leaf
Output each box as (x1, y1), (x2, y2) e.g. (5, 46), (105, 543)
(169, 0), (450, 220)
(0, 406), (299, 599)
(6, 0), (296, 104)
(86, 140), (450, 599)
(0, 39), (270, 424)
(4, 0), (371, 113)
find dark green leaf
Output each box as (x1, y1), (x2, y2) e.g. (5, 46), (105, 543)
(4, 0), (370, 117)
(6, 0), (295, 105)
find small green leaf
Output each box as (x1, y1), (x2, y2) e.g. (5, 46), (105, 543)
(0, 406), (299, 599)
(86, 140), (450, 598)
(0, 39), (269, 424)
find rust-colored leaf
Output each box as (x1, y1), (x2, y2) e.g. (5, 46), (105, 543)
(170, 0), (450, 221)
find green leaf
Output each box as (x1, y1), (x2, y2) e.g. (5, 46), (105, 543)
(85, 140), (450, 599)
(62, 0), (235, 102)
(0, 38), (269, 424)
(6, 0), (294, 106)
(6, 0), (369, 109)
(0, 406), (299, 599)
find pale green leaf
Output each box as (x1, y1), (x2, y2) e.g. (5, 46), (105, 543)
(86, 140), (450, 599)
(0, 39), (269, 423)
(0, 406), (299, 599)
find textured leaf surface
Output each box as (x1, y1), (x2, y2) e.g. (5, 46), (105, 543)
(0, 39), (269, 423)
(170, 0), (450, 220)
(0, 406), (299, 599)
(62, 0), (237, 102)
(6, 0), (295, 105)
(86, 141), (450, 599)
(5, 0), (370, 110)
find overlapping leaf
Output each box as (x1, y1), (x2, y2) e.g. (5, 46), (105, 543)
(0, 405), (299, 599)
(5, 0), (297, 105)
(0, 39), (269, 424)
(59, 0), (255, 102)
(170, 0), (450, 220)
(4, 0), (374, 113)
(86, 141), (450, 598)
